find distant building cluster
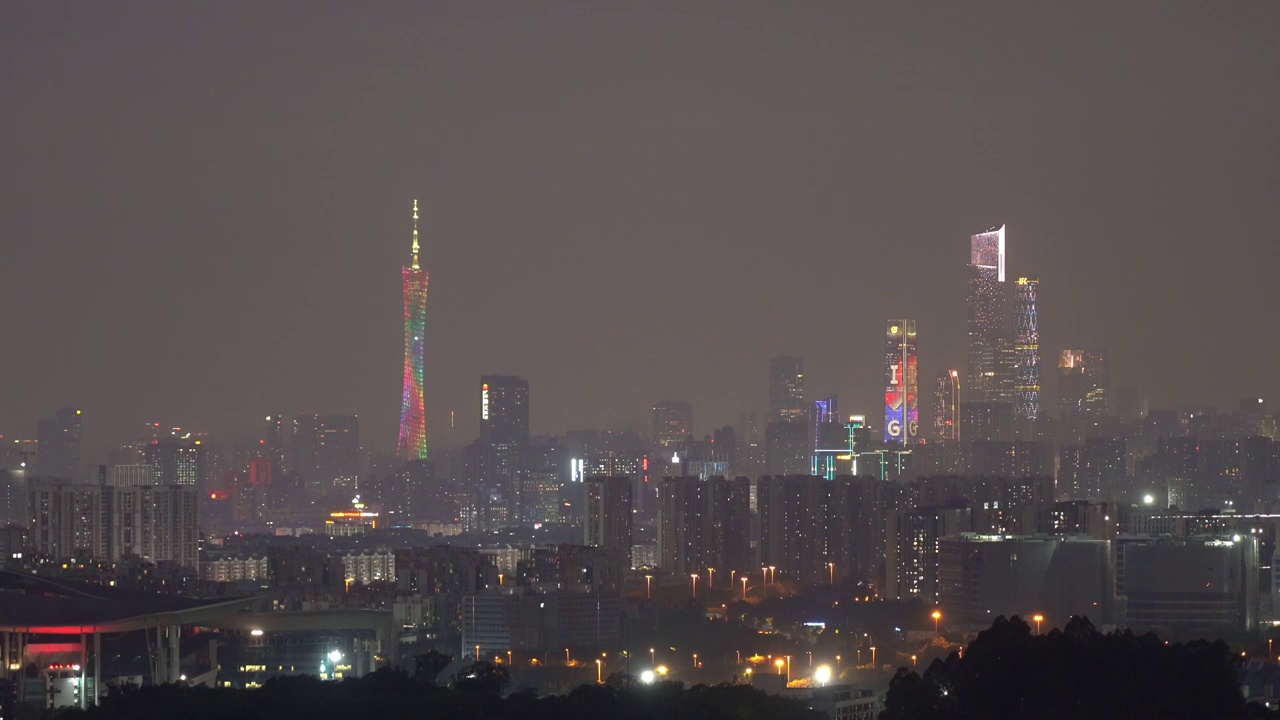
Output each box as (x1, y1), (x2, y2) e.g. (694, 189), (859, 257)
(1, 217), (1279, 709)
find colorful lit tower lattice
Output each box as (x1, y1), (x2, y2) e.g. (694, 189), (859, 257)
(1012, 276), (1040, 426)
(398, 200), (429, 460)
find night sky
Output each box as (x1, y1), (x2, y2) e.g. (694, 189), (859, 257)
(2, 2), (1277, 450)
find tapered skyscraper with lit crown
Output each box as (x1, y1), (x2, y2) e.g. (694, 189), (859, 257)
(398, 200), (429, 460)
(967, 224), (1006, 401)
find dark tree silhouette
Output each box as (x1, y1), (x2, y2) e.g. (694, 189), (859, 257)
(57, 666), (820, 720)
(880, 615), (1252, 720)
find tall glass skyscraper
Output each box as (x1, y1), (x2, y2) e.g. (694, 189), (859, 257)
(398, 200), (429, 460)
(884, 320), (919, 444)
(966, 225), (1006, 402)
(768, 357), (806, 424)
(1013, 276), (1040, 426)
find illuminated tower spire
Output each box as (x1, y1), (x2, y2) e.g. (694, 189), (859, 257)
(411, 199), (421, 270)
(398, 200), (429, 461)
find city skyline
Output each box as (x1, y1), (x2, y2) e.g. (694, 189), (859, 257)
(4, 4), (1280, 712)
(2, 2), (1277, 448)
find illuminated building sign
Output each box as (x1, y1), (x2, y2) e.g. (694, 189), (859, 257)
(885, 320), (919, 444)
(482, 383), (489, 420)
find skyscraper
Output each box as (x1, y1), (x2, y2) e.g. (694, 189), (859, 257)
(765, 421), (812, 476)
(967, 225), (1006, 402)
(933, 369), (960, 442)
(652, 401), (692, 448)
(1058, 349), (1109, 419)
(263, 414), (286, 470)
(36, 408), (82, 480)
(398, 200), (429, 461)
(884, 320), (919, 444)
(480, 375), (530, 446)
(290, 414), (360, 490)
(144, 437), (205, 486)
(1012, 276), (1040, 428)
(768, 356), (806, 423)
(584, 476), (633, 557)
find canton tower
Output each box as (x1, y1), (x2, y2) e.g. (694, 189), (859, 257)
(398, 200), (429, 460)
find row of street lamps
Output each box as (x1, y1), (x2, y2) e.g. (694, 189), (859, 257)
(560, 608), (1051, 687)
(646, 564), (838, 601)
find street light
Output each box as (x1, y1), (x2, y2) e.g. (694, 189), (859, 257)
(692, 653), (698, 669)
(645, 574), (653, 600)
(815, 665), (832, 686)
(640, 669), (656, 684)
(565, 648), (571, 665)
(911, 654), (917, 667)
(596, 659), (603, 684)
(870, 646), (876, 668)
(932, 609), (942, 635)
(785, 655), (791, 683)
(741, 576), (749, 601)
(690, 573), (699, 599)
(650, 647), (656, 665)
(775, 658), (785, 676)
(1033, 614), (1044, 635)
(707, 567), (714, 590)
(836, 655), (841, 671)
(827, 562), (835, 585)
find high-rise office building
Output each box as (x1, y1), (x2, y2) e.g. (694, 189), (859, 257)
(652, 401), (692, 448)
(884, 320), (919, 444)
(584, 476), (633, 561)
(811, 396), (840, 426)
(480, 375), (530, 445)
(769, 356), (806, 423)
(1059, 349), (1109, 419)
(933, 369), (961, 442)
(263, 414), (286, 469)
(585, 450), (650, 520)
(145, 438), (206, 486)
(766, 421), (811, 476)
(475, 376), (530, 519)
(290, 414), (360, 489)
(811, 399), (845, 479)
(1012, 276), (1040, 428)
(966, 225), (1006, 402)
(317, 414), (360, 483)
(36, 408), (82, 480)
(515, 469), (562, 525)
(398, 200), (430, 460)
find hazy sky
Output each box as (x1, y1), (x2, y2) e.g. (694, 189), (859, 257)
(2, 2), (1277, 450)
